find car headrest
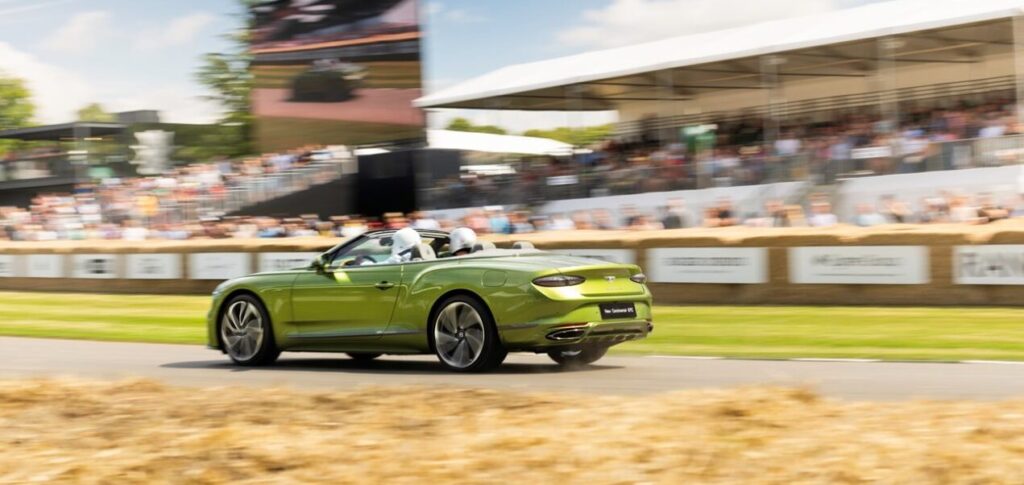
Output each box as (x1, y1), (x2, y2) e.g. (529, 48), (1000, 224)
(411, 243), (436, 261)
(472, 241), (496, 253)
(512, 241), (535, 250)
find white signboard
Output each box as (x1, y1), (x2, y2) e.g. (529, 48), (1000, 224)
(789, 246), (929, 285)
(548, 249), (635, 265)
(647, 248), (768, 284)
(189, 253), (251, 280)
(954, 245), (1024, 285)
(259, 252), (319, 272)
(26, 254), (63, 278)
(71, 254), (118, 279)
(127, 254), (182, 280)
(0, 255), (14, 277)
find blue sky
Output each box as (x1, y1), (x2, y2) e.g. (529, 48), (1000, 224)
(0, 0), (883, 130)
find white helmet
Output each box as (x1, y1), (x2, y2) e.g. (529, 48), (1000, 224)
(449, 227), (478, 255)
(390, 228), (421, 259)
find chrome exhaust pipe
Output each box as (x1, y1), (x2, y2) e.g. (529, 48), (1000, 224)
(546, 328), (586, 341)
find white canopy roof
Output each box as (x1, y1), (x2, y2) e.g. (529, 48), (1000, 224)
(416, 0), (1024, 110)
(427, 129), (573, 155)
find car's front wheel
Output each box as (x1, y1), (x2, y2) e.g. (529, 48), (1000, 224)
(430, 295), (506, 372)
(548, 344), (609, 367)
(220, 294), (280, 366)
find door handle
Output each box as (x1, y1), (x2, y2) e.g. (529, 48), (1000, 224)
(375, 281), (395, 290)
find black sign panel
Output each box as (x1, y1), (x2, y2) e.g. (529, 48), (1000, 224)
(599, 302), (637, 320)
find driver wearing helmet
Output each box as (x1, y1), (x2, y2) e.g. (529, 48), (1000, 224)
(384, 227), (421, 264)
(448, 227), (478, 257)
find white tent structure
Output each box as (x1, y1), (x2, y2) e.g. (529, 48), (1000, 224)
(426, 129), (574, 156)
(417, 0), (1024, 138)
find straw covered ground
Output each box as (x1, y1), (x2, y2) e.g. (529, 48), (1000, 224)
(3, 379), (1024, 484)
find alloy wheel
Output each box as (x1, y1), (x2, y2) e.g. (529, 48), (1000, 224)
(221, 300), (265, 362)
(433, 301), (486, 369)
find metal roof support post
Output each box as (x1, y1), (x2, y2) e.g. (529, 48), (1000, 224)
(878, 37), (902, 135)
(1014, 15), (1024, 127)
(760, 55), (784, 182)
(567, 85), (585, 199)
(878, 37), (903, 176)
(659, 69), (675, 148)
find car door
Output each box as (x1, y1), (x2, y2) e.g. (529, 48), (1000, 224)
(290, 236), (403, 341)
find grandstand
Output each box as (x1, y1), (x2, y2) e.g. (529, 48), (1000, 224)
(415, 0), (1024, 218)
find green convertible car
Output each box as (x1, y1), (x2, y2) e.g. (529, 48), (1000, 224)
(208, 229), (653, 372)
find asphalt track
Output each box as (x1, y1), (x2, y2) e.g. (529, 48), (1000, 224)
(5, 337), (1024, 401)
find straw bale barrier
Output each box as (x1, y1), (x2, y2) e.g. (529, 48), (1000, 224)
(4, 379), (1024, 483)
(3, 224), (1024, 305)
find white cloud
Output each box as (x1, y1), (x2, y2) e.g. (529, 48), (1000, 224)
(0, 0), (77, 18)
(427, 2), (486, 24)
(134, 12), (215, 51)
(0, 42), (94, 124)
(104, 85), (223, 124)
(42, 10), (111, 54)
(558, 0), (848, 49)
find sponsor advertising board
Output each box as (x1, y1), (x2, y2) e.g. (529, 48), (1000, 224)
(26, 254), (63, 278)
(259, 252), (320, 272)
(71, 254), (119, 279)
(789, 246), (929, 284)
(954, 245), (1024, 285)
(189, 253), (251, 280)
(0, 255), (13, 277)
(127, 254), (183, 280)
(647, 248), (768, 284)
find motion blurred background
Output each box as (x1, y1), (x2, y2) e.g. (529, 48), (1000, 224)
(10, 2), (1024, 482)
(7, 0), (1024, 243)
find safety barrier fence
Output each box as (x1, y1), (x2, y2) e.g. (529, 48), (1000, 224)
(5, 223), (1024, 305)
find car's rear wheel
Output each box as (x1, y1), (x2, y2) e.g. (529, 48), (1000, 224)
(548, 344), (609, 367)
(347, 352), (382, 362)
(220, 294), (280, 366)
(430, 295), (506, 372)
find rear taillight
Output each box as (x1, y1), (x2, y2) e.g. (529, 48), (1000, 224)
(532, 275), (585, 287)
(629, 273), (647, 284)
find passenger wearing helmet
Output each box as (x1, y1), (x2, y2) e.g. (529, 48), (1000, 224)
(448, 227), (478, 257)
(384, 227), (421, 264)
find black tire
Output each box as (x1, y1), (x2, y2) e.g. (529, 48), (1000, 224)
(347, 352), (382, 362)
(219, 294), (280, 366)
(548, 344), (609, 367)
(429, 295), (507, 372)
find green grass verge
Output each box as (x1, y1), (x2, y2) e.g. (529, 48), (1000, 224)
(2, 291), (1024, 361)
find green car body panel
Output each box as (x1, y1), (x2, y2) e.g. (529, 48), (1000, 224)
(207, 231), (653, 358)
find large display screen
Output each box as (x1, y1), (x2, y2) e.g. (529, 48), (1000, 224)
(250, 0), (424, 151)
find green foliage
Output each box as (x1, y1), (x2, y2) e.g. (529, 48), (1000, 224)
(76, 103), (115, 122)
(523, 124), (614, 147)
(195, 0), (255, 157)
(0, 74), (35, 156)
(130, 122), (248, 163)
(445, 117), (507, 135)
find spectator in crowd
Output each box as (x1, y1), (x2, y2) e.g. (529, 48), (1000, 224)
(853, 203), (888, 227)
(660, 198), (690, 229)
(808, 201), (839, 227)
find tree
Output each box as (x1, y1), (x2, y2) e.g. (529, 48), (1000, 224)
(0, 74), (35, 157)
(195, 0), (255, 158)
(76, 103), (115, 122)
(445, 117), (507, 135)
(523, 124), (614, 147)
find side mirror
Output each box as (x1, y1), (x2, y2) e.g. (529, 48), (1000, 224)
(311, 254), (330, 273)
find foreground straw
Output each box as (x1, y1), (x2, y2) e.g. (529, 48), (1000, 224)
(2, 379), (1024, 483)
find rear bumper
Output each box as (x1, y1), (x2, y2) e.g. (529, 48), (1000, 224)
(500, 318), (653, 351)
